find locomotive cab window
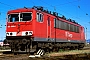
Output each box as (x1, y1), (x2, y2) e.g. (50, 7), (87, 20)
(37, 12), (43, 22)
(20, 13), (32, 21)
(8, 13), (32, 22)
(8, 14), (19, 22)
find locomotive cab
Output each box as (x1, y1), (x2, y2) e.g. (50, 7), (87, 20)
(6, 8), (36, 52)
(7, 11), (33, 36)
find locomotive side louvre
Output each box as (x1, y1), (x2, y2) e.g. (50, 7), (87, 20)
(53, 18), (83, 42)
(5, 7), (85, 54)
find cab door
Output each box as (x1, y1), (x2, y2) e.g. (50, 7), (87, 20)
(47, 16), (51, 39)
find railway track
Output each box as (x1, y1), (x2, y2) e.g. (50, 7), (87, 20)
(0, 53), (29, 60)
(0, 54), (14, 58)
(0, 53), (14, 60)
(83, 46), (90, 50)
(0, 46), (90, 60)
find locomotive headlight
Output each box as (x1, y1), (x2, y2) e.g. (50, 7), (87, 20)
(6, 32), (10, 36)
(10, 33), (12, 35)
(7, 33), (9, 35)
(29, 31), (33, 35)
(29, 31), (32, 34)
(25, 32), (28, 35)
(22, 31), (33, 36)
(6, 32), (16, 36)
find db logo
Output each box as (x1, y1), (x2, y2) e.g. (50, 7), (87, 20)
(65, 32), (73, 38)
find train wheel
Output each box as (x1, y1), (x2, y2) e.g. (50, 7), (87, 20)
(70, 46), (75, 50)
(78, 47), (83, 50)
(22, 39), (27, 44)
(52, 48), (55, 52)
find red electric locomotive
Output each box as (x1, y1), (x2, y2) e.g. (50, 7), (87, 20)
(5, 6), (85, 54)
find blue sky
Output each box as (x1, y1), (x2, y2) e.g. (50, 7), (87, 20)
(0, 0), (90, 40)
